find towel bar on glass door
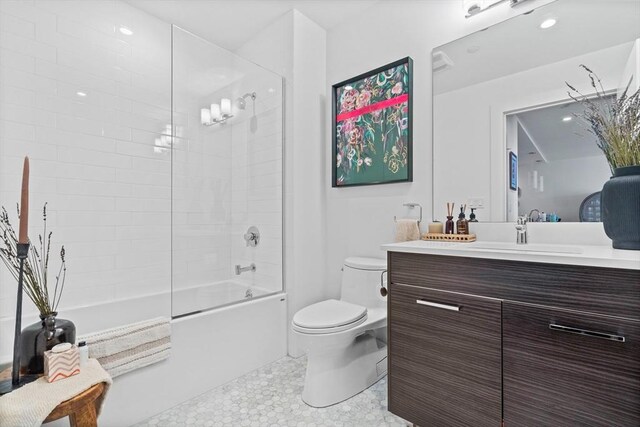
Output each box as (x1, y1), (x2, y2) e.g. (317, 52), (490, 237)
(394, 202), (422, 224)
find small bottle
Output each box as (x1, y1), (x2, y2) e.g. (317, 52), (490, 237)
(469, 208), (478, 222)
(445, 216), (455, 234)
(78, 341), (89, 368)
(456, 207), (469, 235)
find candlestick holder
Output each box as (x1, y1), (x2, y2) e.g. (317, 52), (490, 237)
(0, 242), (39, 395)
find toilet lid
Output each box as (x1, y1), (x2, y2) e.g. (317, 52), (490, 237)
(344, 257), (386, 271)
(293, 299), (367, 329)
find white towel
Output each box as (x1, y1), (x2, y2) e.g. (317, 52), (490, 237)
(395, 219), (421, 242)
(78, 317), (171, 378)
(0, 358), (111, 427)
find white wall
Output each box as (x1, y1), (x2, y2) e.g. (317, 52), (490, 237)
(0, 0), (172, 359)
(236, 10), (327, 357)
(324, 0), (556, 296)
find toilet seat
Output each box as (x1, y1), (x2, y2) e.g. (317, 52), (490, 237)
(292, 299), (367, 334)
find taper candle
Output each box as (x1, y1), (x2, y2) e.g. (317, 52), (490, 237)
(18, 157), (29, 244)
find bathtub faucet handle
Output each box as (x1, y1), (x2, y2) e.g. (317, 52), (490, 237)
(244, 226), (260, 247)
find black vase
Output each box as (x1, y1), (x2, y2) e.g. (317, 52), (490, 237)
(20, 312), (76, 375)
(601, 165), (640, 250)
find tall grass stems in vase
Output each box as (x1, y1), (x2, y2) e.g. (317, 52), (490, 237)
(0, 203), (66, 316)
(567, 65), (640, 250)
(566, 64), (640, 171)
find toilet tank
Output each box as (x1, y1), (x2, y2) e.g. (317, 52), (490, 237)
(340, 257), (387, 309)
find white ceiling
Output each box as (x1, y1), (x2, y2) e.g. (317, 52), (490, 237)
(434, 0), (640, 94)
(124, 0), (381, 51)
(515, 97), (611, 164)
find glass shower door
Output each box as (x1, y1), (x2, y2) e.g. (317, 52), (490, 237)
(171, 26), (283, 317)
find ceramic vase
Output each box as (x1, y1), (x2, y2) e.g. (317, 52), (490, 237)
(601, 165), (640, 250)
(20, 312), (76, 375)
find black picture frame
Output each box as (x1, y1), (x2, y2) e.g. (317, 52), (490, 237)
(332, 57), (413, 188)
(509, 151), (518, 191)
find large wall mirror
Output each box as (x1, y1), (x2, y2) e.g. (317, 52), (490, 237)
(432, 0), (640, 223)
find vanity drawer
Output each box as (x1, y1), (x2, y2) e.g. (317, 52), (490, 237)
(388, 283), (502, 427)
(503, 301), (640, 426)
(388, 252), (640, 320)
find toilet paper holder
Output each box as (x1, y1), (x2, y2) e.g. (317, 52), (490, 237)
(394, 202), (422, 225)
(380, 270), (388, 297)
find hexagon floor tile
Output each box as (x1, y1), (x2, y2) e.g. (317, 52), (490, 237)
(134, 356), (408, 427)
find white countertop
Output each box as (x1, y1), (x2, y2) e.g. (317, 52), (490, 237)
(381, 240), (640, 270)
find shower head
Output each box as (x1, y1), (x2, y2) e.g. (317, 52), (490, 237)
(236, 92), (257, 110)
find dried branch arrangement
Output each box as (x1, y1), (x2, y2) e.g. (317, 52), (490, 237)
(567, 65), (640, 172)
(0, 203), (66, 316)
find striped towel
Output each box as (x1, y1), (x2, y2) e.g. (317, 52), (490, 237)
(78, 317), (171, 378)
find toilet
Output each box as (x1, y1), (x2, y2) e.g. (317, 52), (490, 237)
(292, 257), (388, 408)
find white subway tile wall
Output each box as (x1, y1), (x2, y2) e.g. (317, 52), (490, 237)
(0, 0), (172, 360)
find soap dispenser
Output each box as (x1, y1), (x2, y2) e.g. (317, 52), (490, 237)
(456, 206), (469, 235)
(469, 208), (478, 222)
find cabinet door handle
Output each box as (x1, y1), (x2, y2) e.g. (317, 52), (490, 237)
(416, 299), (461, 312)
(549, 323), (625, 343)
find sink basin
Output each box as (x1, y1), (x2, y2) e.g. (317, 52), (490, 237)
(465, 242), (583, 254)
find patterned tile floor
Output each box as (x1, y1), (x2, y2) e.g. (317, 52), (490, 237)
(135, 356), (408, 427)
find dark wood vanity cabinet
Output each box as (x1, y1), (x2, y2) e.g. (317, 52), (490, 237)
(388, 283), (502, 427)
(503, 302), (640, 426)
(387, 252), (640, 427)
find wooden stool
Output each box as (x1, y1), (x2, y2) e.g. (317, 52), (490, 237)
(43, 382), (105, 427)
(0, 368), (106, 427)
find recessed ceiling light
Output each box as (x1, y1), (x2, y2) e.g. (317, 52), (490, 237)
(467, 45), (481, 54)
(76, 91), (87, 97)
(540, 18), (557, 29)
(119, 26), (133, 36)
(562, 116), (572, 122)
(345, 85), (353, 90)
(267, 88), (275, 93)
(528, 151), (536, 155)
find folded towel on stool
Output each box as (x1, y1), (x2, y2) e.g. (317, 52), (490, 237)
(78, 317), (171, 378)
(395, 219), (421, 242)
(0, 359), (111, 427)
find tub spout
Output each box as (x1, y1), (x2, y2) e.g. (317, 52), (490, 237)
(235, 263), (256, 275)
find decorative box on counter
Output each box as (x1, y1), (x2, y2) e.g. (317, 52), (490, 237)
(44, 342), (80, 383)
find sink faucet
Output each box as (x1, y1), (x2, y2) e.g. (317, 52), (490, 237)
(235, 263), (256, 275)
(528, 209), (540, 222)
(516, 216), (528, 244)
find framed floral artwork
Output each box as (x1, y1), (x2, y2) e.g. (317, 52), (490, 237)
(332, 57), (413, 187)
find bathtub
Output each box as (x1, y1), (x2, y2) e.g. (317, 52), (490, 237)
(1, 288), (287, 426)
(172, 280), (274, 317)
